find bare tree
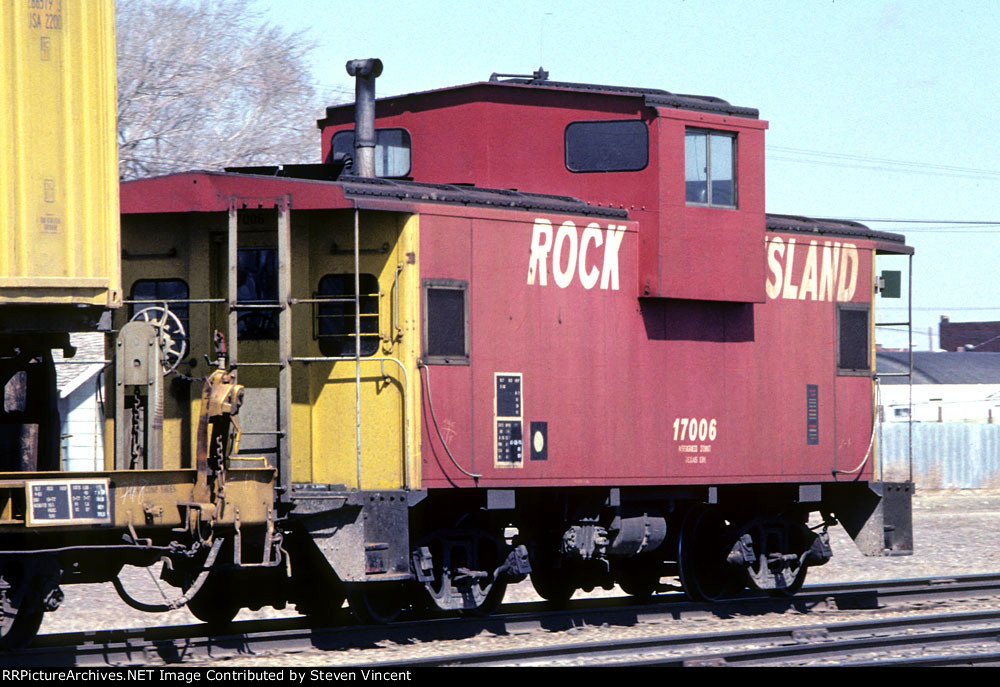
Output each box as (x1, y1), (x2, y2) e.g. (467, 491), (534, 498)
(116, 0), (332, 179)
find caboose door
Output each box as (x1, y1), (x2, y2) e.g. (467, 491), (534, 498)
(305, 210), (421, 491)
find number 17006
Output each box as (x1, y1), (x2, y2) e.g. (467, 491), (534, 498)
(672, 417), (717, 443)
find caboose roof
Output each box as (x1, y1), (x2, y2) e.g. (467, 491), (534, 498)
(318, 76), (759, 128)
(119, 170), (628, 219)
(766, 214), (911, 253)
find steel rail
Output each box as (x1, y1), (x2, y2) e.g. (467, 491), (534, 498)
(843, 651), (1000, 667)
(646, 612), (1000, 667)
(373, 608), (1000, 667)
(10, 573), (1000, 666)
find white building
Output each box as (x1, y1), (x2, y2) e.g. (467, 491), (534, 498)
(54, 332), (107, 471)
(877, 351), (1000, 424)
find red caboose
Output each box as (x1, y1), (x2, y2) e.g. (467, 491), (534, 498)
(115, 63), (912, 620)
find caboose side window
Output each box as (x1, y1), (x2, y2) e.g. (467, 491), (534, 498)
(685, 129), (736, 207)
(565, 120), (648, 173)
(330, 128), (412, 178)
(130, 279), (190, 337)
(315, 274), (380, 357)
(837, 305), (871, 375)
(423, 280), (469, 365)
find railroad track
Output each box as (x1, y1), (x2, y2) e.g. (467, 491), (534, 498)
(390, 609), (1000, 667)
(6, 573), (1000, 667)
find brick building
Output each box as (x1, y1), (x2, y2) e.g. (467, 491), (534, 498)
(939, 316), (1000, 352)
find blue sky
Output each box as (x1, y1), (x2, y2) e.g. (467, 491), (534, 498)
(258, 0), (1000, 350)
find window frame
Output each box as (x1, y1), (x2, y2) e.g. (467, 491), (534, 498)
(236, 247), (280, 341)
(564, 119), (649, 173)
(422, 279), (470, 366)
(314, 273), (381, 358)
(129, 278), (191, 340)
(329, 127), (412, 178)
(837, 303), (872, 376)
(684, 128), (738, 208)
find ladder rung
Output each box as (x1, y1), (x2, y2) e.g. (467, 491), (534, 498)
(126, 298), (226, 304)
(293, 295), (379, 304)
(317, 314), (379, 320)
(316, 333), (380, 338)
(234, 361), (284, 368)
(231, 303), (283, 311)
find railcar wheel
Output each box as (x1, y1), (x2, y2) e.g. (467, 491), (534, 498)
(186, 572), (240, 627)
(0, 563), (44, 650)
(765, 568), (808, 597)
(529, 565), (576, 603)
(418, 527), (508, 615)
(461, 580), (508, 617)
(296, 583), (347, 622)
(346, 582), (407, 624)
(612, 555), (661, 598)
(735, 517), (812, 596)
(677, 506), (744, 601)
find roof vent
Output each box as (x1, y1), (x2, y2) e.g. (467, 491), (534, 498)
(489, 67), (549, 82)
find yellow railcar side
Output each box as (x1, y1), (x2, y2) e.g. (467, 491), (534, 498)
(0, 0), (120, 308)
(116, 207), (422, 491)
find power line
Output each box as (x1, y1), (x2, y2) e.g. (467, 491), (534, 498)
(767, 145), (1000, 178)
(872, 227), (1000, 234)
(877, 306), (1000, 312)
(831, 218), (1000, 234)
(850, 218), (1000, 225)
(768, 154), (1000, 181)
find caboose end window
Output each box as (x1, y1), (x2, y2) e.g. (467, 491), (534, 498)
(237, 248), (279, 340)
(423, 279), (469, 365)
(837, 304), (871, 375)
(685, 129), (736, 207)
(130, 278), (190, 337)
(315, 274), (381, 357)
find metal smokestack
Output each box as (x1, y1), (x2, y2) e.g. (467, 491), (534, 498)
(345, 58), (383, 178)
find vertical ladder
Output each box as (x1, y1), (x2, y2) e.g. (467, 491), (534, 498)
(226, 196), (292, 500)
(873, 252), (915, 484)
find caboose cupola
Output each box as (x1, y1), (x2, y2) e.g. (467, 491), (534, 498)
(318, 74), (768, 302)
